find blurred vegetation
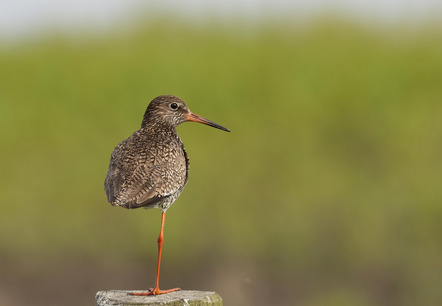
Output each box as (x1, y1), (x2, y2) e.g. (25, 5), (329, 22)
(1, 16), (442, 305)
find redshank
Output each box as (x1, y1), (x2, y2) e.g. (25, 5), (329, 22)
(104, 95), (229, 296)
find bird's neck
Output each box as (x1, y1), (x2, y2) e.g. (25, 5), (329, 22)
(141, 115), (175, 130)
(140, 120), (178, 138)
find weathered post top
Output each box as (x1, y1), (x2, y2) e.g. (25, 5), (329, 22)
(96, 290), (223, 306)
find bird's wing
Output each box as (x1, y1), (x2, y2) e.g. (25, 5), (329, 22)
(104, 136), (155, 207)
(113, 163), (184, 209)
(104, 143), (126, 204)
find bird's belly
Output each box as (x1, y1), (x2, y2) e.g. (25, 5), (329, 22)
(143, 188), (184, 211)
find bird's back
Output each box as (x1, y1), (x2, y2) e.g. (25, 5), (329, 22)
(105, 126), (189, 210)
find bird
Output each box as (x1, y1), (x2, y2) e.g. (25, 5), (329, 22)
(104, 95), (230, 296)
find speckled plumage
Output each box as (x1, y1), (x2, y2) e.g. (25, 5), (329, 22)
(104, 95), (229, 211)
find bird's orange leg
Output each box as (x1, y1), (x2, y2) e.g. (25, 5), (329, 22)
(131, 211), (180, 296)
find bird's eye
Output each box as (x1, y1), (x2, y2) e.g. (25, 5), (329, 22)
(170, 102), (178, 110)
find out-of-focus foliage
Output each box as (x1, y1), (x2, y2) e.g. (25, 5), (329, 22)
(1, 17), (442, 305)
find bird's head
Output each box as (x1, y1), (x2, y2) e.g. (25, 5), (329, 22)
(142, 95), (230, 132)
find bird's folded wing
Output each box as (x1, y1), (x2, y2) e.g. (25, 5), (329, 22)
(113, 163), (182, 209)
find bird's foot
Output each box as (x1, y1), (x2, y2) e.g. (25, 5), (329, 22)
(130, 287), (181, 296)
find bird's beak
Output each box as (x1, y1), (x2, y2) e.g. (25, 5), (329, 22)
(185, 112), (230, 132)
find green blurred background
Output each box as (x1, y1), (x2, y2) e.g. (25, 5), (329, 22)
(1, 4), (442, 306)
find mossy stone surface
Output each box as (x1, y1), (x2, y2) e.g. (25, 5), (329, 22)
(96, 290), (222, 306)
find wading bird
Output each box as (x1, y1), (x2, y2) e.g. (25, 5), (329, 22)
(105, 95), (229, 295)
